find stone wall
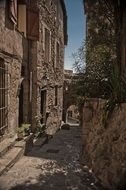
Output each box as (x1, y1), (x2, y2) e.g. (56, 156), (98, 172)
(0, 1), (27, 138)
(0, 0), (66, 139)
(33, 0), (65, 134)
(82, 98), (126, 190)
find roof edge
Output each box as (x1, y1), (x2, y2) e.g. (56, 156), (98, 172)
(60, 0), (68, 45)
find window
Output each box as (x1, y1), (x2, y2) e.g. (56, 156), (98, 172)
(54, 40), (60, 68)
(9, 0), (18, 24)
(56, 41), (60, 67)
(26, 4), (39, 40)
(9, 0), (39, 40)
(9, 0), (26, 35)
(21, 65), (25, 77)
(0, 59), (8, 136)
(18, 3), (27, 36)
(45, 28), (50, 63)
(55, 86), (58, 106)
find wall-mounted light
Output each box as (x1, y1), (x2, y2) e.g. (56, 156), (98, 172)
(41, 74), (49, 88)
(65, 86), (68, 91)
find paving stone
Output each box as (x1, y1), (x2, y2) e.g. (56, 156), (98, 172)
(0, 127), (106, 190)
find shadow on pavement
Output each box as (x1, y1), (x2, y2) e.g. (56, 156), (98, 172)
(0, 157), (108, 190)
(0, 128), (108, 190)
(7, 167), (108, 190)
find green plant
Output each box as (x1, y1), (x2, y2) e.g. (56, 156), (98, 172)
(102, 64), (126, 128)
(17, 127), (24, 133)
(18, 123), (31, 137)
(17, 127), (24, 140)
(22, 124), (31, 136)
(35, 116), (46, 137)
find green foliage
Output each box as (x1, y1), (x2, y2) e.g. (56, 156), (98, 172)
(72, 0), (125, 128)
(35, 116), (46, 138)
(72, 39), (126, 128)
(102, 65), (126, 128)
(73, 41), (115, 98)
(72, 41), (86, 73)
(17, 123), (31, 139)
(17, 127), (24, 134)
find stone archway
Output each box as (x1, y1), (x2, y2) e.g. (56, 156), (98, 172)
(62, 81), (78, 123)
(66, 105), (79, 124)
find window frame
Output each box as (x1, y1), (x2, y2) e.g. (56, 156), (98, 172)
(0, 58), (8, 136)
(54, 39), (60, 68)
(43, 25), (51, 63)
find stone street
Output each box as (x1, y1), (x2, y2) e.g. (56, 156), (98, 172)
(0, 126), (106, 190)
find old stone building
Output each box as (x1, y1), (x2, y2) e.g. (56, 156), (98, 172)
(0, 0), (67, 141)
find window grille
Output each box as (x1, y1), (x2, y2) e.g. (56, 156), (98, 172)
(0, 59), (8, 136)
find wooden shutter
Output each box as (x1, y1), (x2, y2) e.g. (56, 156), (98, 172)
(9, 0), (17, 24)
(26, 7), (39, 41)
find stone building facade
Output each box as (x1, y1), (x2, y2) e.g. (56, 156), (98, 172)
(0, 0), (67, 141)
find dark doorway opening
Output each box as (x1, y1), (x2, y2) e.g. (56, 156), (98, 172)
(40, 90), (46, 124)
(19, 83), (23, 126)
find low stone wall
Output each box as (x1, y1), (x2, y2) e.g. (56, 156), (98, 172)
(82, 98), (126, 190)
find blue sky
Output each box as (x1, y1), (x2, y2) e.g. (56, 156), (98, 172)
(64, 0), (86, 70)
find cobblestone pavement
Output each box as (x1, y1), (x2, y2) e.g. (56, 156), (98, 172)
(0, 127), (106, 190)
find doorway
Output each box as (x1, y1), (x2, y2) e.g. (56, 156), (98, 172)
(40, 90), (46, 124)
(19, 83), (23, 126)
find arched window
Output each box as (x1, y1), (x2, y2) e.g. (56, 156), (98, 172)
(0, 59), (8, 136)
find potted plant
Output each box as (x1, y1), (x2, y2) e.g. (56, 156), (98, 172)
(22, 124), (31, 136)
(17, 124), (31, 140)
(35, 116), (46, 138)
(17, 127), (24, 140)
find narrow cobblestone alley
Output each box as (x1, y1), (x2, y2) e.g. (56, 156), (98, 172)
(0, 127), (106, 190)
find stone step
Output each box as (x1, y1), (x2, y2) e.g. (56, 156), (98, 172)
(0, 146), (24, 176)
(0, 136), (16, 158)
(0, 133), (34, 176)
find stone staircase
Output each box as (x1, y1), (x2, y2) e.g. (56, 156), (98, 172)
(0, 134), (34, 176)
